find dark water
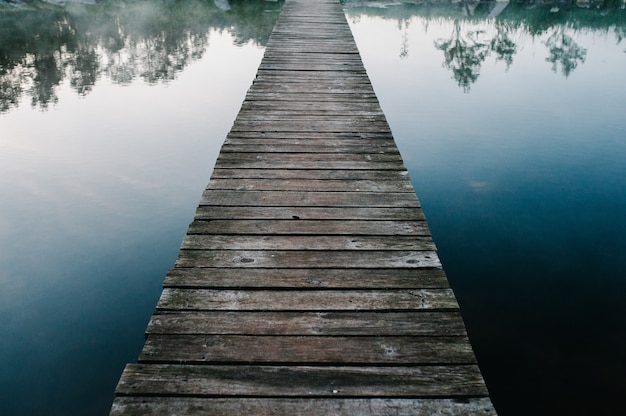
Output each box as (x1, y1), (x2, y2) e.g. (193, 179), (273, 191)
(0, 0), (624, 414)
(345, 1), (626, 414)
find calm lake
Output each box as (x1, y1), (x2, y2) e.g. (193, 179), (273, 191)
(0, 0), (624, 414)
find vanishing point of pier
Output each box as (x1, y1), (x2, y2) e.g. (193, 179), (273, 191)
(110, 0), (496, 414)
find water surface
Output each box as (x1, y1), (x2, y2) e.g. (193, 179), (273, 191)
(344, 1), (626, 414)
(0, 1), (282, 414)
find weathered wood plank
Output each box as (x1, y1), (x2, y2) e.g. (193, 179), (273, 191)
(213, 159), (404, 170)
(216, 153), (402, 163)
(186, 220), (429, 236)
(209, 169), (408, 181)
(146, 311), (465, 336)
(221, 142), (399, 154)
(115, 364), (489, 397)
(207, 179), (412, 192)
(175, 250), (441, 269)
(163, 267), (447, 289)
(240, 94), (379, 104)
(253, 72), (374, 84)
(157, 288), (457, 311)
(244, 81), (372, 94)
(140, 335), (476, 364)
(194, 206), (426, 220)
(181, 235), (435, 251)
(111, 397), (497, 416)
(226, 131), (394, 140)
(200, 190), (419, 207)
(234, 114), (387, 123)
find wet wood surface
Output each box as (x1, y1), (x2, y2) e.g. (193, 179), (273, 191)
(110, 0), (496, 414)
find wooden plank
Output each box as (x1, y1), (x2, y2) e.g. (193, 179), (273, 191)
(209, 169), (408, 180)
(200, 190), (419, 208)
(206, 179), (412, 192)
(236, 105), (384, 115)
(111, 397), (497, 416)
(115, 364), (489, 397)
(234, 114), (387, 123)
(163, 268), (447, 289)
(140, 335), (476, 364)
(186, 219), (429, 236)
(175, 250), (441, 269)
(213, 159), (404, 170)
(239, 93), (379, 104)
(157, 288), (457, 311)
(146, 311), (465, 336)
(221, 141), (399, 153)
(216, 153), (402, 163)
(181, 235), (435, 251)
(216, 151), (398, 160)
(225, 131), (394, 140)
(194, 206), (426, 220)
(253, 72), (374, 84)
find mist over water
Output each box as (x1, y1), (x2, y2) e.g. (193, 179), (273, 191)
(0, 0), (281, 112)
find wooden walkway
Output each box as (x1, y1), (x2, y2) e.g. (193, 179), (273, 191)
(110, 0), (496, 414)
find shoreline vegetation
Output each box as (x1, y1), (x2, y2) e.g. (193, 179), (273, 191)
(1, 0), (623, 110)
(0, 0), (284, 112)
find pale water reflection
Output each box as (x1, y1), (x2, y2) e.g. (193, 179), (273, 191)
(0, 0), (281, 112)
(344, 1), (626, 415)
(0, 1), (282, 415)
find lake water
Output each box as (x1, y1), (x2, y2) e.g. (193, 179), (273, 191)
(0, 0), (624, 415)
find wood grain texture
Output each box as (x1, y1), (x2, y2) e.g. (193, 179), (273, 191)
(207, 178), (413, 192)
(194, 206), (426, 220)
(200, 190), (419, 207)
(174, 250), (441, 268)
(140, 335), (476, 364)
(156, 288), (458, 311)
(146, 311), (466, 336)
(186, 219), (430, 236)
(163, 268), (448, 289)
(115, 364), (489, 397)
(111, 397), (496, 416)
(110, 0), (495, 413)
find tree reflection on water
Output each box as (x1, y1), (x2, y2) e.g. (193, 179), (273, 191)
(0, 0), (283, 113)
(543, 27), (587, 76)
(434, 20), (491, 92)
(345, 0), (625, 92)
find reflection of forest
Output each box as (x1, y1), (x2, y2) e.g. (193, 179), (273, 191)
(0, 0), (284, 112)
(344, 0), (625, 91)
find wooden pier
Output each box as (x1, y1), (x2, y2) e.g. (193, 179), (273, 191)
(110, 0), (496, 414)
